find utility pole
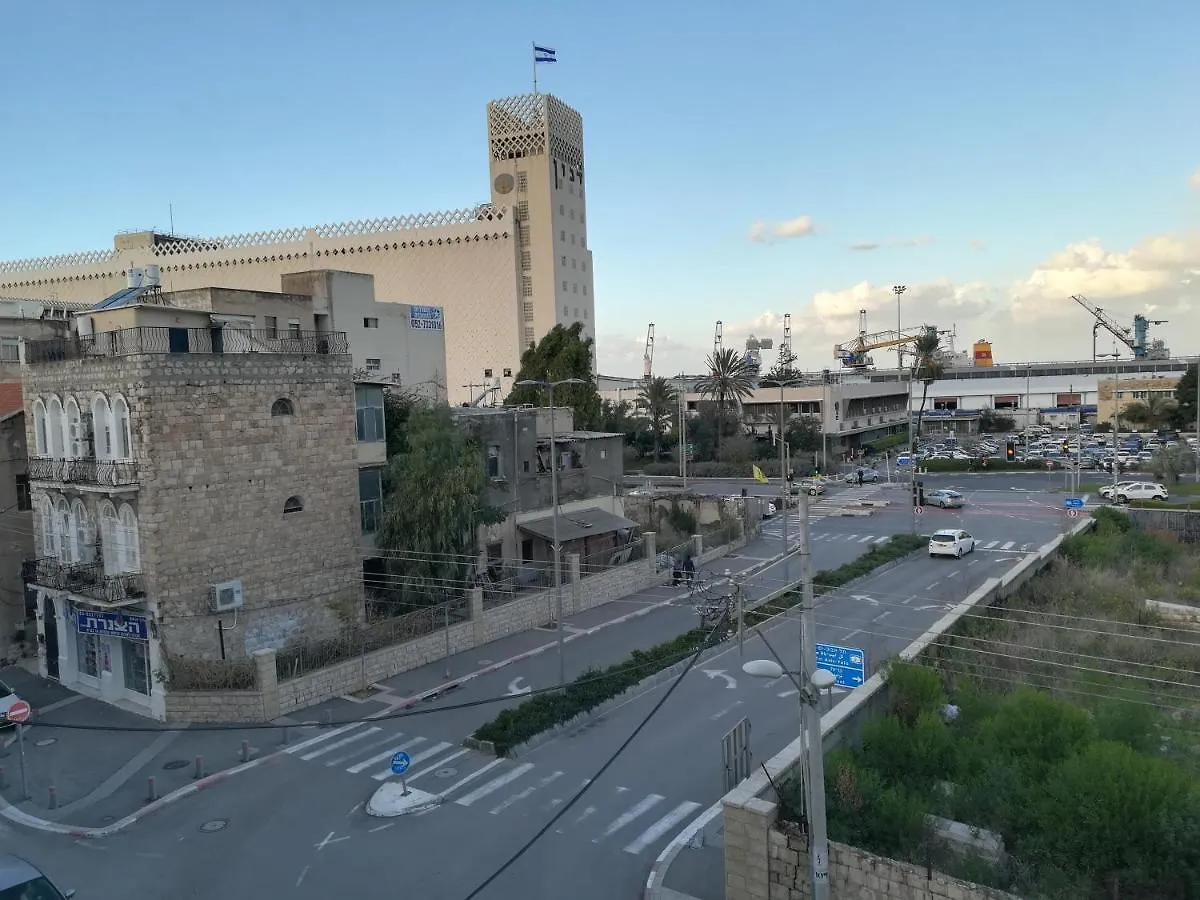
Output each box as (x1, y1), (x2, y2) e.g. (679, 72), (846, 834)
(797, 482), (830, 898)
(732, 570), (745, 657)
(779, 383), (789, 561)
(678, 375), (688, 489)
(893, 284), (907, 372)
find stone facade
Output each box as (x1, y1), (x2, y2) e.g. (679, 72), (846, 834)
(23, 347), (363, 683)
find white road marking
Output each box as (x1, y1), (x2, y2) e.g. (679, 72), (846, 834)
(296, 866), (309, 887)
(872, 536), (889, 544)
(489, 771), (563, 814)
(324, 730), (407, 766)
(368, 823), (395, 833)
(983, 540), (998, 549)
(405, 748), (470, 782)
(438, 758), (505, 799)
(346, 736), (425, 774)
(872, 611), (890, 623)
(300, 727), (382, 761)
(283, 722), (364, 754)
(455, 763), (536, 807)
(857, 535), (874, 543)
(778, 689), (799, 698)
(371, 741), (453, 780)
(844, 629), (862, 642)
(1001, 540), (1015, 550)
(623, 801), (704, 855)
(596, 795), (666, 842)
(314, 831), (350, 851)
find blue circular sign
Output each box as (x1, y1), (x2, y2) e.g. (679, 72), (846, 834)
(390, 751), (411, 775)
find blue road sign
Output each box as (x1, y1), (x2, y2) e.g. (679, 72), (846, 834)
(1063, 497), (1085, 510)
(815, 642), (867, 689)
(390, 751), (411, 776)
(896, 455), (912, 467)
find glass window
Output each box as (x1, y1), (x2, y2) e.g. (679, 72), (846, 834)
(77, 630), (99, 678)
(122, 639), (150, 695)
(358, 468), (383, 534)
(355, 386), (385, 443)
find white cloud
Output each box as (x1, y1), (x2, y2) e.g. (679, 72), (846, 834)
(1189, 165), (1200, 191)
(847, 235), (934, 252)
(748, 215), (817, 243)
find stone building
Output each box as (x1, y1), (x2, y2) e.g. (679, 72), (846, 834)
(21, 296), (363, 719)
(0, 93), (595, 406)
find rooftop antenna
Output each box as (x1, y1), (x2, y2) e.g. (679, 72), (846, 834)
(169, 203), (175, 236)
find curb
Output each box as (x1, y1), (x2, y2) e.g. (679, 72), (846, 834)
(644, 803), (723, 900)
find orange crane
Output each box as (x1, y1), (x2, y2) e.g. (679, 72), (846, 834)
(834, 310), (936, 369)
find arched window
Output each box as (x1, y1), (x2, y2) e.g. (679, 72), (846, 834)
(118, 504), (141, 572)
(283, 496), (304, 514)
(92, 395), (113, 460)
(39, 497), (57, 557)
(32, 399), (49, 457)
(99, 502), (119, 572)
(71, 499), (93, 563)
(271, 398), (294, 417)
(112, 396), (132, 459)
(48, 397), (66, 458)
(65, 397), (83, 459)
(54, 497), (73, 563)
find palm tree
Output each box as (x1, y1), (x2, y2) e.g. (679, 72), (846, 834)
(910, 329), (944, 448)
(1123, 395), (1178, 432)
(696, 348), (757, 451)
(638, 376), (678, 459)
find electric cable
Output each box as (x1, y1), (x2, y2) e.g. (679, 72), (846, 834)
(458, 605), (731, 900)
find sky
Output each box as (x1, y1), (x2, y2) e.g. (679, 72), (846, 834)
(2, 0), (1199, 378)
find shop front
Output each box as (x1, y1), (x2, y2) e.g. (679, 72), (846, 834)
(35, 589), (166, 720)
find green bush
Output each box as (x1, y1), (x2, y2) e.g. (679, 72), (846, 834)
(919, 459), (1047, 473)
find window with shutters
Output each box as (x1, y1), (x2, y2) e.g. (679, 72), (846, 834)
(521, 276), (533, 297)
(520, 250), (532, 270)
(522, 301), (535, 321)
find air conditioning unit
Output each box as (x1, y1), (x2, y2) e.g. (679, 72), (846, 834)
(209, 580), (245, 613)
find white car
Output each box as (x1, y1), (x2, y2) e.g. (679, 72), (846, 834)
(1115, 482), (1169, 503)
(929, 529), (976, 559)
(0, 678), (21, 728)
(1098, 481), (1137, 500)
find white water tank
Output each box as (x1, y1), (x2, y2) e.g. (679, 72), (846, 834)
(144, 264), (161, 286)
(126, 267), (144, 289)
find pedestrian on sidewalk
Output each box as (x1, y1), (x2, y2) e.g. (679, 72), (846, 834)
(672, 555), (683, 586)
(856, 468), (864, 486)
(683, 556), (695, 585)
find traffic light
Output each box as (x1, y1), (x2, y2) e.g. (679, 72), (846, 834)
(1005, 441), (1015, 461)
(1061, 440), (1069, 454)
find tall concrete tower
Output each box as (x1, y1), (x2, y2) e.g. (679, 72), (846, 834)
(487, 93), (596, 361)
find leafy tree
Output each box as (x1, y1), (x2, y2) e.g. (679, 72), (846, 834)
(1172, 363), (1197, 431)
(597, 399), (636, 440)
(786, 416), (822, 454)
(764, 344), (800, 382)
(638, 376), (678, 458)
(1123, 395), (1178, 431)
(504, 323), (602, 429)
(383, 389), (417, 459)
(377, 405), (504, 610)
(695, 348), (756, 451)
(910, 329), (944, 448)
(978, 410), (1016, 433)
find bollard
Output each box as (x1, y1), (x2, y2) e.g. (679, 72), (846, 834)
(324, 709), (332, 730)
(194, 755), (205, 780)
(147, 776), (157, 803)
(48, 786), (57, 810)
(279, 726), (289, 746)
(0, 765), (6, 790)
(240, 741), (250, 763)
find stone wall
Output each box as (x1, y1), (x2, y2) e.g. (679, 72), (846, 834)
(1125, 506), (1200, 542)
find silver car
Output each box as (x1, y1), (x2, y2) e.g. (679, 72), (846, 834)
(0, 854), (75, 899)
(928, 489), (965, 509)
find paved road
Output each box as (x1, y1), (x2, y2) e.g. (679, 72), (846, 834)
(7, 485), (1070, 900)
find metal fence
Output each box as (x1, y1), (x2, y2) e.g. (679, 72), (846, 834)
(577, 539), (644, 578)
(168, 657), (258, 691)
(25, 326), (349, 363)
(28, 456), (139, 486)
(275, 596), (470, 682)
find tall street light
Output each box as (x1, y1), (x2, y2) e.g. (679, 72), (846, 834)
(893, 284), (907, 372)
(761, 378), (809, 569)
(516, 377), (586, 687)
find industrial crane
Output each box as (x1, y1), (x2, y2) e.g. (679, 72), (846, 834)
(781, 313), (793, 361)
(834, 309), (936, 369)
(713, 320), (723, 356)
(1070, 295), (1169, 360)
(643, 323), (655, 380)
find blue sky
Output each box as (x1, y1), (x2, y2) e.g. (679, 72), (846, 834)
(3, 0), (1198, 374)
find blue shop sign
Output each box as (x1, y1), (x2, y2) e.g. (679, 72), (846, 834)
(409, 305), (444, 331)
(76, 610), (149, 642)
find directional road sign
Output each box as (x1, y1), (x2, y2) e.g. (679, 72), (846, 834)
(5, 699), (30, 724)
(896, 455), (912, 467)
(815, 643), (867, 689)
(1063, 497), (1085, 510)
(390, 751), (411, 776)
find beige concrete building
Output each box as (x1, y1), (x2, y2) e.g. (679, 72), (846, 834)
(22, 297), (364, 719)
(0, 93), (594, 407)
(1097, 373), (1182, 423)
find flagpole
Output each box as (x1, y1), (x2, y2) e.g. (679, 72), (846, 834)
(532, 42), (538, 94)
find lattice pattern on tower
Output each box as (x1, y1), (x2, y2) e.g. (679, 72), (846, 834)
(0, 248), (117, 275)
(487, 93), (584, 169)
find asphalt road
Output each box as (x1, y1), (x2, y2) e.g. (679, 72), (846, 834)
(7, 482), (1072, 900)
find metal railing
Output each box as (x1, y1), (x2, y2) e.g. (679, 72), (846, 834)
(577, 539), (644, 577)
(23, 556), (146, 605)
(25, 326), (350, 364)
(28, 456), (139, 487)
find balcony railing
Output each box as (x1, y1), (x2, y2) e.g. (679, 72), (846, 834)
(23, 557), (146, 605)
(28, 456), (139, 487)
(25, 326), (349, 364)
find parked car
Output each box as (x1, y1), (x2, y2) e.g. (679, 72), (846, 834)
(0, 854), (75, 899)
(843, 468), (880, 484)
(1098, 481), (1137, 500)
(928, 489), (965, 509)
(790, 479), (825, 496)
(0, 679), (20, 728)
(1115, 482), (1169, 504)
(929, 529), (976, 559)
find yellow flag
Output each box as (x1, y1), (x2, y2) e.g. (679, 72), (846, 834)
(752, 465), (769, 484)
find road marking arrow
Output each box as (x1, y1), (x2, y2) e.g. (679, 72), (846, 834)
(506, 677), (532, 697)
(851, 594), (879, 606)
(702, 669), (738, 690)
(914, 604), (941, 611)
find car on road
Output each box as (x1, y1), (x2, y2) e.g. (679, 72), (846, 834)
(1115, 482), (1169, 504)
(843, 467), (880, 484)
(0, 678), (21, 728)
(0, 854), (75, 899)
(929, 529), (976, 559)
(928, 489), (965, 509)
(1098, 480), (1137, 500)
(789, 479), (825, 496)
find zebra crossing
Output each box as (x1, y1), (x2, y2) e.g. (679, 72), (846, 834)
(757, 526), (1034, 554)
(281, 721), (705, 856)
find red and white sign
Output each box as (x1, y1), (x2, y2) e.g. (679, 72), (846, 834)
(915, 506), (925, 515)
(5, 699), (31, 724)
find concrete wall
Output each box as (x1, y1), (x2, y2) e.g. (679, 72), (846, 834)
(23, 351), (365, 664)
(1125, 506), (1200, 542)
(720, 518), (1094, 900)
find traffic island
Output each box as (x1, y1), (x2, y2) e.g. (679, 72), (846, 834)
(365, 782), (441, 817)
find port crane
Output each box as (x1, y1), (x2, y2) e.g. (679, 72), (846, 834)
(643, 323), (655, 380)
(834, 309), (937, 369)
(1070, 295), (1169, 360)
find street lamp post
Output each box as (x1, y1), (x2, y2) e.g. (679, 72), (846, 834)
(893, 284), (907, 372)
(516, 377), (586, 687)
(763, 378), (808, 567)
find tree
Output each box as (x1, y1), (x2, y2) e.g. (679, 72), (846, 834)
(764, 344), (800, 382)
(695, 347), (756, 451)
(504, 323), (602, 429)
(909, 329), (944, 448)
(1123, 395), (1178, 432)
(1172, 363), (1197, 431)
(377, 405), (504, 610)
(637, 376), (678, 459)
(978, 410), (1016, 434)
(597, 399), (636, 440)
